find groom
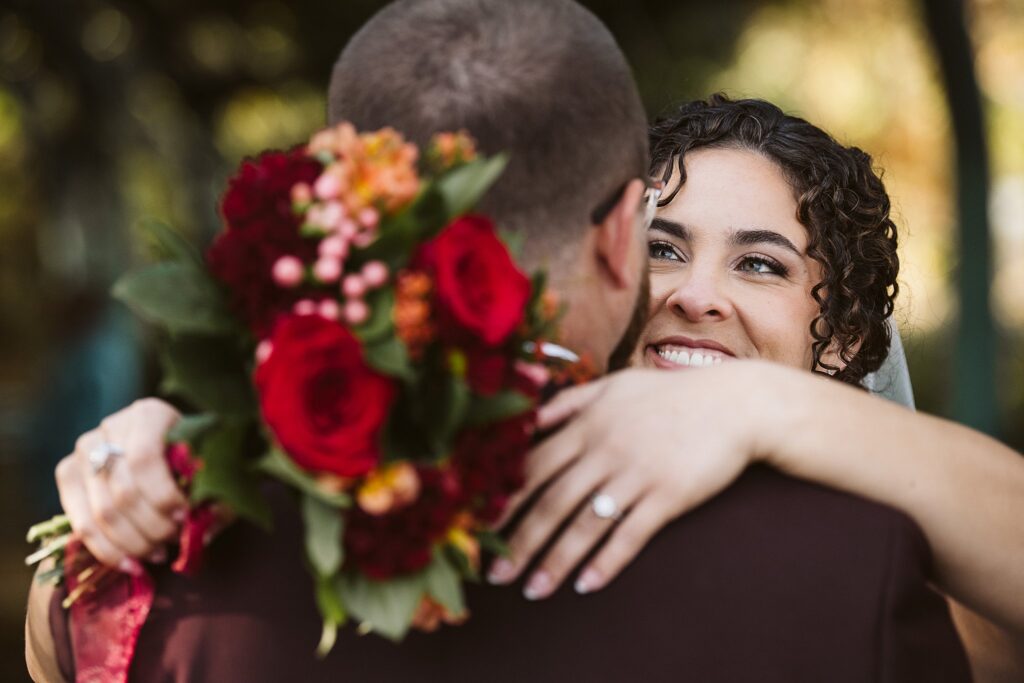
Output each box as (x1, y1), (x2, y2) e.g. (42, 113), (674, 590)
(29, 0), (968, 680)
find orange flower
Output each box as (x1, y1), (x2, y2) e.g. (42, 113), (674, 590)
(427, 130), (478, 170)
(446, 524), (481, 574)
(395, 271), (436, 358)
(411, 595), (469, 633)
(356, 462), (421, 515)
(307, 123), (421, 216)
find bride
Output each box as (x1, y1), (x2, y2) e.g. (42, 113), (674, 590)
(33, 95), (1024, 680)
(489, 95), (1024, 681)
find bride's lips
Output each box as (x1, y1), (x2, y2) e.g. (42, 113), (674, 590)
(645, 336), (736, 370)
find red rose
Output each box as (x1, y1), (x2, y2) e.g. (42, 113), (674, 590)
(452, 415), (534, 523)
(415, 215), (531, 348)
(207, 148), (322, 336)
(344, 466), (462, 579)
(256, 314), (396, 477)
(464, 348), (509, 396)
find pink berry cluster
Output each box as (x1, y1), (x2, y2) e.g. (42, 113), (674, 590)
(263, 123), (424, 330)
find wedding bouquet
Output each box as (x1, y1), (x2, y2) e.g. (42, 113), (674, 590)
(28, 122), (574, 665)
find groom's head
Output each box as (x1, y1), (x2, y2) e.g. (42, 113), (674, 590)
(328, 0), (649, 371)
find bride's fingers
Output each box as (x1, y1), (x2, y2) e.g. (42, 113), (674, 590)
(55, 451), (139, 573)
(493, 421), (585, 529)
(74, 431), (155, 559)
(573, 496), (670, 595)
(106, 456), (178, 545)
(535, 380), (607, 431)
(119, 399), (188, 516)
(521, 476), (646, 600)
(487, 459), (606, 585)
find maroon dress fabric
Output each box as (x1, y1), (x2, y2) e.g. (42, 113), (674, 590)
(51, 466), (971, 682)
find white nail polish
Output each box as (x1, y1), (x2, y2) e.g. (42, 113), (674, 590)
(575, 568), (600, 595)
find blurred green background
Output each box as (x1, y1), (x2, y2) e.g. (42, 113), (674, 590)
(1, 0), (1021, 679)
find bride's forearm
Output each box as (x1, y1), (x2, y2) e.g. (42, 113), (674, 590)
(758, 364), (1024, 633)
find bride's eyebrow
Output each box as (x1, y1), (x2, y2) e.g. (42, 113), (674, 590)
(731, 229), (802, 256)
(649, 218), (690, 241)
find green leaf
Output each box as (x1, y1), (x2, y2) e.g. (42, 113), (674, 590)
(443, 543), (479, 581)
(423, 551), (465, 615)
(476, 529), (510, 558)
(26, 515), (70, 544)
(497, 227), (525, 260)
(302, 494), (344, 577)
(191, 421), (272, 529)
(166, 414), (220, 444)
(436, 154), (509, 219)
(256, 448), (351, 508)
(160, 335), (255, 415)
(465, 390), (533, 426)
(352, 288), (395, 345)
(435, 373), (470, 446)
(314, 575), (346, 658)
(364, 336), (414, 382)
(336, 571), (427, 642)
(138, 219), (202, 265)
(112, 261), (235, 336)
(357, 203), (429, 269)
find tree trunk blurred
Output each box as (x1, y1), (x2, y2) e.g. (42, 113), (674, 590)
(921, 0), (998, 436)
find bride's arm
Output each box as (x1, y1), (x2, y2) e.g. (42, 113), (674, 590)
(493, 362), (1024, 678)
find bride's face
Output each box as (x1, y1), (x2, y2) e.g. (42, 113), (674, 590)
(632, 147), (823, 371)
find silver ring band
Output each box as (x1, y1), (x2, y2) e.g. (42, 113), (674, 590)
(88, 442), (124, 475)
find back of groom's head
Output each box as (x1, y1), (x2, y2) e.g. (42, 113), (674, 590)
(328, 0), (649, 267)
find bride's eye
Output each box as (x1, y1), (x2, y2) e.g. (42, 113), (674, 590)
(648, 241), (683, 262)
(737, 255), (789, 277)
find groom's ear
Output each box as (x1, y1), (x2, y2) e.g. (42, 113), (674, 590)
(593, 178), (645, 290)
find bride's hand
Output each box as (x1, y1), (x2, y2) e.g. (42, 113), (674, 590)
(54, 398), (189, 573)
(487, 364), (784, 599)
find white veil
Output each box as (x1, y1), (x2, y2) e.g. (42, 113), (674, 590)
(862, 320), (915, 409)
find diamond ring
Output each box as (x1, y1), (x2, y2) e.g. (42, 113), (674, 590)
(591, 493), (622, 521)
(88, 442), (125, 475)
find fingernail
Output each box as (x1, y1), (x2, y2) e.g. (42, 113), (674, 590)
(172, 508), (188, 523)
(118, 558), (144, 576)
(575, 568), (601, 595)
(523, 570), (552, 601)
(148, 547), (167, 564)
(487, 558), (516, 585)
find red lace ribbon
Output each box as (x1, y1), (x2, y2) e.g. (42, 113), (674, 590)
(66, 443), (213, 683)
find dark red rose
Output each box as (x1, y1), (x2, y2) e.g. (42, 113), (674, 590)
(452, 415), (534, 523)
(256, 314), (396, 477)
(207, 148), (322, 336)
(465, 348), (509, 396)
(344, 466), (462, 579)
(415, 215), (531, 348)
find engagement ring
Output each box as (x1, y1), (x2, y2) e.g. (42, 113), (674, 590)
(591, 493), (622, 521)
(88, 442), (124, 475)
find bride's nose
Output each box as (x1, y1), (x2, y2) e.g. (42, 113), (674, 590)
(664, 267), (734, 322)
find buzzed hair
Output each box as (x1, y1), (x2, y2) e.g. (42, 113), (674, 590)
(328, 0), (649, 266)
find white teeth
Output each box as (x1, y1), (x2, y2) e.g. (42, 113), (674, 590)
(656, 346), (726, 368)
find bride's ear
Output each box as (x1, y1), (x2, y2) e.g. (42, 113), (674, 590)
(593, 178), (645, 290)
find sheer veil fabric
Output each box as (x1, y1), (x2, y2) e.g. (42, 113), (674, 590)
(864, 320), (916, 410)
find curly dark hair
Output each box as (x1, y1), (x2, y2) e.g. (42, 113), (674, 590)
(648, 94), (900, 385)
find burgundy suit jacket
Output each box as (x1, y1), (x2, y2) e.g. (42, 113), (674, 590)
(52, 466), (970, 682)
